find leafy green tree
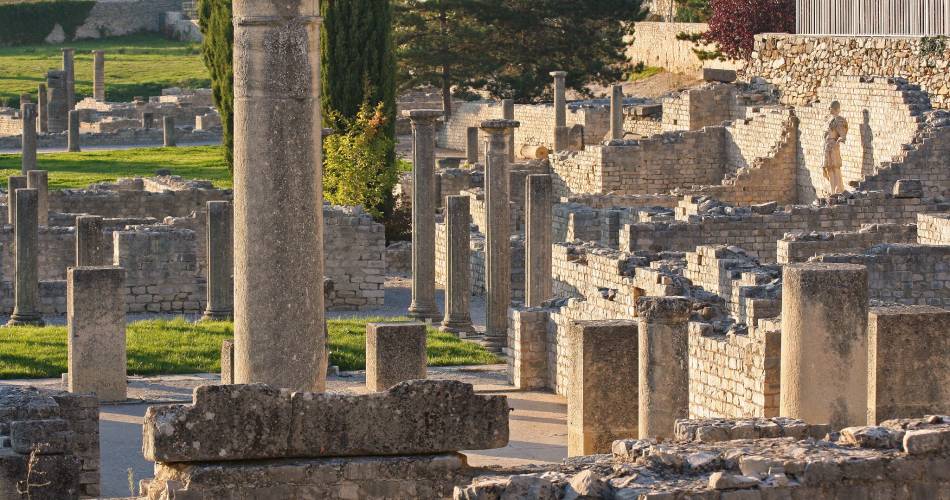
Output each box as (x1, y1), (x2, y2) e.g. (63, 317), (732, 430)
(196, 0), (233, 172)
(674, 0), (710, 22)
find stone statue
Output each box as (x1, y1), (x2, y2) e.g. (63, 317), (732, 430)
(822, 100), (848, 194)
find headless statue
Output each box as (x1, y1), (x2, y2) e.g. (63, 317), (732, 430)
(823, 100), (848, 195)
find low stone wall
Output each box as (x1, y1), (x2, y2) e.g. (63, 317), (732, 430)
(324, 205), (386, 310)
(777, 223), (919, 263)
(0, 127), (221, 150)
(73, 0), (181, 41)
(626, 22), (711, 74)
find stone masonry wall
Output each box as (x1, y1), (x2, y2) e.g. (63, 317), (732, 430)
(114, 227), (204, 314)
(74, 0), (181, 40)
(662, 84), (737, 132)
(323, 205), (386, 310)
(626, 22), (711, 74)
(777, 224), (919, 263)
(856, 117), (950, 199)
(918, 213), (950, 245)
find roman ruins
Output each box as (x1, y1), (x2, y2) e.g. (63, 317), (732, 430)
(0, 1), (949, 499)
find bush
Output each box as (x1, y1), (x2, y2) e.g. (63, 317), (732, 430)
(0, 0), (95, 46)
(674, 0), (710, 22)
(704, 0), (794, 59)
(323, 103), (398, 220)
(196, 0), (233, 172)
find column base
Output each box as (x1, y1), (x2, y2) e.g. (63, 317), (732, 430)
(67, 145), (81, 153)
(480, 336), (507, 354)
(201, 309), (234, 322)
(439, 319), (475, 336)
(407, 304), (441, 321)
(6, 313), (44, 327)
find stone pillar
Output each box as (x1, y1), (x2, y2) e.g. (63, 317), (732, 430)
(440, 195), (474, 335)
(7, 188), (43, 326)
(508, 308), (549, 390)
(163, 116), (176, 147)
(780, 263), (869, 429)
(92, 50), (105, 102)
(46, 71), (67, 133)
(37, 83), (48, 134)
(62, 48), (75, 111)
(637, 297), (691, 440)
(366, 322), (427, 392)
(26, 170), (48, 226)
(7, 175), (26, 226)
(502, 98), (515, 162)
(67, 266), (127, 402)
(550, 71), (567, 128)
(525, 174), (552, 308)
(76, 215), (107, 266)
(553, 126), (570, 152)
(19, 93), (30, 104)
(568, 320), (638, 456)
(466, 126), (479, 164)
(202, 201), (233, 321)
(232, 0), (327, 392)
(221, 339), (234, 385)
(20, 103), (37, 175)
(610, 84), (624, 141)
(67, 110), (81, 152)
(142, 112), (154, 130)
(405, 109), (443, 321)
(481, 119), (520, 352)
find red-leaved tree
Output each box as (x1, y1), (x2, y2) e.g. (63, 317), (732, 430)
(704, 0), (795, 59)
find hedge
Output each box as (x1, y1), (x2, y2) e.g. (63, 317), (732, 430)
(0, 0), (96, 47)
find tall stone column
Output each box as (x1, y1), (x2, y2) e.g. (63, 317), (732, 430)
(37, 83), (48, 134)
(7, 188), (43, 326)
(26, 170), (48, 226)
(62, 48), (75, 111)
(7, 175), (26, 226)
(466, 126), (479, 165)
(202, 201), (233, 321)
(525, 174), (552, 308)
(405, 109), (443, 321)
(781, 263), (869, 429)
(550, 71), (567, 128)
(20, 103), (37, 175)
(76, 215), (107, 266)
(440, 195), (474, 335)
(610, 84), (624, 141)
(46, 71), (67, 133)
(67, 266), (127, 402)
(92, 50), (105, 102)
(481, 118), (519, 352)
(67, 110), (81, 152)
(637, 297), (692, 440)
(502, 98), (515, 162)
(163, 116), (176, 147)
(232, 0), (327, 392)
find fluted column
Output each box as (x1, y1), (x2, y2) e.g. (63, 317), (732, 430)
(202, 201), (234, 321)
(441, 195), (474, 335)
(405, 109), (443, 321)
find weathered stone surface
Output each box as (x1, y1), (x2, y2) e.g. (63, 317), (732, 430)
(709, 472), (760, 490)
(892, 179), (924, 198)
(638, 297), (692, 440)
(143, 380), (508, 462)
(839, 426), (904, 449)
(10, 419), (69, 455)
(903, 428), (950, 455)
(365, 322), (427, 392)
(67, 266), (127, 402)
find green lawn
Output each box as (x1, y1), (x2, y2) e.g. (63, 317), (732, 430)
(0, 317), (499, 379)
(0, 145), (231, 189)
(0, 33), (209, 108)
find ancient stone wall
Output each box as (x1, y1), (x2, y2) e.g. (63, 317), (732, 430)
(323, 205), (386, 310)
(918, 213), (950, 244)
(626, 22), (711, 74)
(71, 0), (182, 40)
(855, 119), (950, 199)
(114, 226), (204, 314)
(48, 184), (230, 219)
(435, 222), (525, 303)
(777, 224), (919, 263)
(662, 84), (737, 132)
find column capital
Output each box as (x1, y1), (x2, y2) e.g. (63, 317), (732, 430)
(550, 71), (567, 78)
(403, 109), (443, 123)
(480, 119), (520, 133)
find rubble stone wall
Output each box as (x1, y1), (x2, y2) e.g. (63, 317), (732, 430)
(777, 224), (919, 263)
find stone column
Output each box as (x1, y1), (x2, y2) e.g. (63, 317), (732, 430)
(20, 103), (37, 175)
(780, 263), (869, 429)
(466, 126), (479, 165)
(440, 195), (474, 335)
(525, 174), (552, 308)
(405, 109), (443, 321)
(568, 320), (638, 456)
(76, 215), (107, 266)
(142, 112), (154, 130)
(610, 84), (624, 141)
(163, 116), (176, 147)
(502, 98), (515, 162)
(67, 110), (81, 152)
(550, 71), (567, 128)
(481, 118), (519, 352)
(46, 71), (67, 133)
(7, 188), (43, 326)
(92, 50), (105, 102)
(232, 0), (327, 392)
(19, 93), (30, 104)
(26, 170), (48, 226)
(7, 175), (26, 226)
(67, 266), (127, 402)
(62, 48), (75, 111)
(202, 201), (233, 321)
(37, 83), (48, 134)
(637, 297), (691, 440)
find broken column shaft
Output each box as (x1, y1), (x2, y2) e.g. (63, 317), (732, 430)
(202, 201), (233, 321)
(525, 174), (552, 308)
(441, 194), (474, 335)
(637, 297), (692, 440)
(20, 103), (37, 175)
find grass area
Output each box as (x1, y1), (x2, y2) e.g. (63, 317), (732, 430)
(0, 33), (209, 107)
(0, 145), (231, 189)
(0, 317), (500, 379)
(628, 65), (665, 83)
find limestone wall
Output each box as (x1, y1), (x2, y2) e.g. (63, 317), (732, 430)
(115, 227), (204, 314)
(662, 84), (737, 132)
(324, 206), (386, 310)
(918, 213), (950, 245)
(777, 224), (919, 263)
(745, 33), (950, 109)
(856, 121), (950, 199)
(48, 185), (230, 219)
(74, 0), (181, 40)
(626, 22), (710, 74)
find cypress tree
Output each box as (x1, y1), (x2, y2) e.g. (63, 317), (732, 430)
(196, 0), (233, 172)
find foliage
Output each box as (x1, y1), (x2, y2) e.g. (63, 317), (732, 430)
(0, 0), (95, 46)
(323, 103), (398, 219)
(920, 36), (948, 56)
(628, 65), (663, 82)
(674, 0), (710, 22)
(196, 0), (234, 172)
(0, 34), (208, 109)
(394, 0), (646, 103)
(0, 317), (498, 378)
(704, 0), (794, 59)
(0, 146), (231, 190)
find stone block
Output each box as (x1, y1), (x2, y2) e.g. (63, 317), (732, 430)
(67, 267), (127, 402)
(366, 322), (427, 392)
(702, 68), (737, 83)
(9, 419), (69, 455)
(143, 380), (508, 462)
